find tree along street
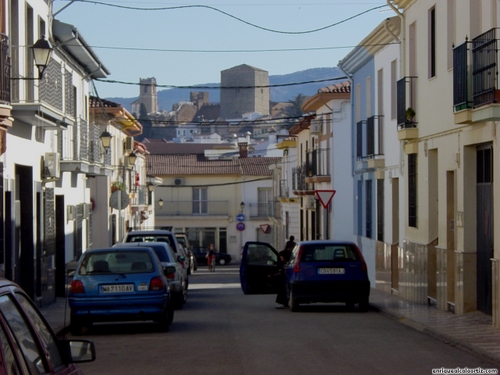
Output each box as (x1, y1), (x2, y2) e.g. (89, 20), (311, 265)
(76, 266), (497, 375)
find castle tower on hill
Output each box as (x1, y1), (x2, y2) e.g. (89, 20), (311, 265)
(220, 64), (270, 120)
(131, 77), (158, 115)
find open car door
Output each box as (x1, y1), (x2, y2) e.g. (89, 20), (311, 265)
(240, 241), (280, 294)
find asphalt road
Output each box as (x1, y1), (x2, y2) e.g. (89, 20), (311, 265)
(76, 265), (498, 375)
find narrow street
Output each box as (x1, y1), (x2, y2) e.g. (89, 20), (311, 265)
(75, 265), (497, 375)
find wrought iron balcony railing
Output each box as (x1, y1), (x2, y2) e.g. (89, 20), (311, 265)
(156, 200), (229, 216)
(453, 28), (500, 111)
(0, 33), (10, 105)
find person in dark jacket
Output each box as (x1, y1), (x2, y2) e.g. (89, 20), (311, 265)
(273, 242), (294, 309)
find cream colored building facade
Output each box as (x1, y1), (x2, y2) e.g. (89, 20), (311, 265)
(376, 0), (500, 326)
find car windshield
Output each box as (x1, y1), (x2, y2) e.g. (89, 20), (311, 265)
(300, 245), (359, 262)
(78, 250), (155, 275)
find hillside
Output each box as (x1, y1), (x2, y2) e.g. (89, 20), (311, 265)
(106, 67), (346, 113)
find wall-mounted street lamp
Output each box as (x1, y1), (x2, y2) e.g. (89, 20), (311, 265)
(158, 198), (164, 208)
(99, 130), (112, 152)
(240, 201), (245, 213)
(31, 35), (53, 79)
(127, 151), (137, 166)
(147, 183), (155, 192)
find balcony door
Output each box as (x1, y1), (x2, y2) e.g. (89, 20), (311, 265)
(192, 187), (208, 215)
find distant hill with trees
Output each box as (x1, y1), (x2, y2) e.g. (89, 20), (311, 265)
(106, 67), (346, 113)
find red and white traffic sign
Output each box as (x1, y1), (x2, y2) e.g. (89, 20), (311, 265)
(315, 190), (336, 209)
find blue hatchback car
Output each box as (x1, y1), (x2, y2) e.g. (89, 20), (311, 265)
(69, 246), (174, 334)
(240, 241), (370, 312)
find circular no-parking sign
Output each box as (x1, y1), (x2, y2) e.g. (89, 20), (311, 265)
(236, 222), (245, 231)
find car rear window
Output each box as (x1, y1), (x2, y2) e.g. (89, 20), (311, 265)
(300, 245), (360, 262)
(128, 235), (175, 251)
(78, 250), (155, 275)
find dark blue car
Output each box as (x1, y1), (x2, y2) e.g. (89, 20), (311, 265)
(69, 246), (174, 334)
(240, 241), (370, 312)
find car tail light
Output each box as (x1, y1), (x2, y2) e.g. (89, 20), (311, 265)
(361, 259), (367, 272)
(149, 277), (164, 291)
(70, 280), (85, 294)
(293, 246), (303, 273)
(165, 271), (175, 279)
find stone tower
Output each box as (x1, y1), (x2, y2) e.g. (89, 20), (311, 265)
(220, 64), (270, 120)
(132, 77), (158, 115)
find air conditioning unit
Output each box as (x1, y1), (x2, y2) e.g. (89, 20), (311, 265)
(304, 195), (316, 210)
(67, 205), (76, 221)
(83, 203), (92, 218)
(174, 178), (184, 186)
(309, 119), (322, 135)
(124, 137), (134, 152)
(43, 153), (60, 180)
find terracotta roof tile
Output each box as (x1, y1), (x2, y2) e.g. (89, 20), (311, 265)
(147, 154), (281, 176)
(318, 81), (351, 93)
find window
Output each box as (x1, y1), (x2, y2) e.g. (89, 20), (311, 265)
(377, 179), (384, 241)
(447, 0), (456, 70)
(391, 60), (397, 120)
(357, 180), (363, 235)
(257, 188), (272, 216)
(366, 180), (372, 238)
(0, 294), (50, 374)
(192, 187), (208, 215)
(408, 154), (417, 227)
(429, 7), (436, 78)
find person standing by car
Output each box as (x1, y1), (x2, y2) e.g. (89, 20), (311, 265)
(284, 236), (296, 253)
(206, 243), (216, 272)
(272, 249), (290, 308)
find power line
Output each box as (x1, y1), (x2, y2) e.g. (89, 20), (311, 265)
(82, 41), (400, 54)
(68, 1), (389, 35)
(95, 75), (348, 89)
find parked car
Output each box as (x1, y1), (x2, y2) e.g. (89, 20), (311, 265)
(115, 242), (188, 309)
(123, 230), (189, 287)
(0, 278), (95, 374)
(192, 247), (232, 266)
(240, 241), (370, 312)
(175, 233), (197, 273)
(69, 246), (175, 335)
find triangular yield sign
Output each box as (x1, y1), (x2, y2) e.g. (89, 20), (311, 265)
(315, 190), (336, 209)
(260, 224), (270, 233)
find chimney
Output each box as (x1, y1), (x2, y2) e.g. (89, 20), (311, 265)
(238, 142), (248, 158)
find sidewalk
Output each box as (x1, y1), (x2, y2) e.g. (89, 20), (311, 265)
(369, 289), (500, 366)
(40, 288), (500, 367)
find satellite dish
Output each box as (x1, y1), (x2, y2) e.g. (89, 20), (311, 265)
(109, 190), (129, 210)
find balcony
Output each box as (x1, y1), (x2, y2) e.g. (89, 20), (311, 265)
(0, 33), (11, 154)
(248, 201), (276, 219)
(397, 77), (418, 140)
(59, 120), (112, 176)
(356, 116), (386, 166)
(11, 51), (75, 130)
(292, 164), (314, 195)
(305, 148), (331, 184)
(453, 28), (500, 124)
(156, 200), (229, 217)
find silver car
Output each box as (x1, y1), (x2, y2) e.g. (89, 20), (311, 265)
(115, 242), (187, 309)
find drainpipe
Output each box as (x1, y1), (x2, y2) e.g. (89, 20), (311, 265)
(386, 0), (406, 78)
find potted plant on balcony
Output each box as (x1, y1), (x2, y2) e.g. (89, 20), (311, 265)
(111, 181), (126, 193)
(405, 107), (416, 128)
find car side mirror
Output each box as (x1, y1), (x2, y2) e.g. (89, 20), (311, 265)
(164, 266), (176, 275)
(59, 339), (96, 363)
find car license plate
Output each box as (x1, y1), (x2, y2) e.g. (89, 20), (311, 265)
(100, 284), (134, 293)
(318, 268), (345, 275)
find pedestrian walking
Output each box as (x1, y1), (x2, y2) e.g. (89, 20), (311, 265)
(206, 243), (216, 272)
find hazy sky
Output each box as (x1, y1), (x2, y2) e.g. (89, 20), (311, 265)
(52, 1), (393, 99)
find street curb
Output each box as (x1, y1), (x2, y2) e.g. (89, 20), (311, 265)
(370, 304), (500, 368)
